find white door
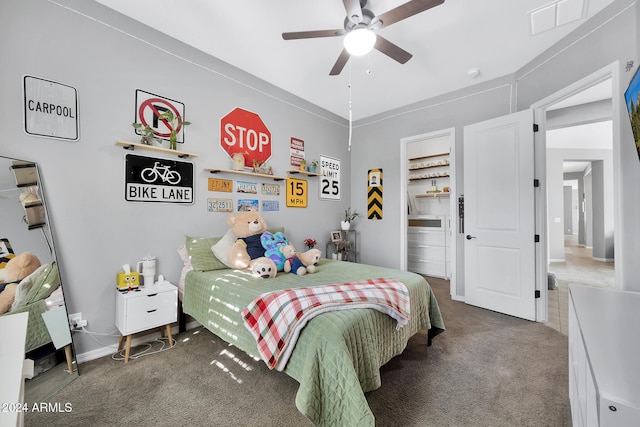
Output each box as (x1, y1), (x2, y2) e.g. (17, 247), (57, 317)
(463, 110), (536, 320)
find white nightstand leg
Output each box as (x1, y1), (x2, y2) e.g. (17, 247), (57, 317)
(165, 324), (174, 347)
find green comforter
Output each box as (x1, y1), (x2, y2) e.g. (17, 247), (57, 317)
(183, 259), (444, 426)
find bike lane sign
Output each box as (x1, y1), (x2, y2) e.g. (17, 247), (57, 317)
(125, 154), (194, 204)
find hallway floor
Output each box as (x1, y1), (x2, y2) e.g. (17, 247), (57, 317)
(546, 234), (614, 335)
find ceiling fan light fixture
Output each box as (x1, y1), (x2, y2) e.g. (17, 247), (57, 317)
(344, 28), (376, 56)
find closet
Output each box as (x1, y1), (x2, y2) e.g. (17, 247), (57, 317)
(405, 131), (455, 280)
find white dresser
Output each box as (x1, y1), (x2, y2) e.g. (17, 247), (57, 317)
(407, 215), (450, 278)
(568, 285), (640, 426)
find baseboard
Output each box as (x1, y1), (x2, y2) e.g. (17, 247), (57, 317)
(450, 295), (465, 302)
(593, 257), (614, 263)
(75, 320), (201, 364)
(549, 258), (565, 263)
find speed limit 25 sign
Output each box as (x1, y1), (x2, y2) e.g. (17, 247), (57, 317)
(319, 155), (341, 200)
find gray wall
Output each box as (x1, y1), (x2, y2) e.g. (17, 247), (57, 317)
(565, 171), (587, 246)
(3, 0), (640, 359)
(352, 78), (514, 297)
(353, 0), (638, 295)
(515, 0), (639, 288)
(547, 149), (613, 261)
(0, 0), (351, 356)
(564, 186), (573, 235)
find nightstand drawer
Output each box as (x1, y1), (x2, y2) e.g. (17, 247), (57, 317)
(116, 283), (177, 336)
(126, 292), (176, 332)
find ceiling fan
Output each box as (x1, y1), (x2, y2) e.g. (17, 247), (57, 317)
(282, 0), (445, 76)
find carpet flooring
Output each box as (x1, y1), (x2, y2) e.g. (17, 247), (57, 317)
(25, 277), (571, 427)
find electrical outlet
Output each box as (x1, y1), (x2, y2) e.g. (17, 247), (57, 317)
(68, 312), (83, 329)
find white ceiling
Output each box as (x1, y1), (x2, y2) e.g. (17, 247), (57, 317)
(93, 0), (616, 121)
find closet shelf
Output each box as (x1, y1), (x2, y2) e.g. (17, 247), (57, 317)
(409, 174), (450, 181)
(415, 192), (450, 198)
(409, 163), (450, 171)
(116, 141), (199, 158)
(408, 152), (449, 161)
(204, 168), (287, 181)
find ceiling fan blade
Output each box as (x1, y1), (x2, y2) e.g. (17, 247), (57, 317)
(329, 49), (351, 76)
(282, 29), (346, 40)
(374, 35), (412, 64)
(343, 0), (364, 24)
(377, 0), (444, 28)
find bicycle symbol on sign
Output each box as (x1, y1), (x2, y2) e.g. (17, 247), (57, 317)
(140, 162), (181, 185)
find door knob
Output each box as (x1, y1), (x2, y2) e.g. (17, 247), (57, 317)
(466, 235), (476, 240)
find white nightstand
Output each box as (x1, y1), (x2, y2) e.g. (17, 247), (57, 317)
(115, 282), (177, 363)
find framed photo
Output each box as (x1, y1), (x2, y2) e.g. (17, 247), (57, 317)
(330, 231), (343, 242)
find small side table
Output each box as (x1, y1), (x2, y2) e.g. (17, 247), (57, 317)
(115, 282), (177, 363)
(326, 230), (359, 263)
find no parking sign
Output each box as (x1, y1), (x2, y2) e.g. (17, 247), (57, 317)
(134, 90), (187, 144)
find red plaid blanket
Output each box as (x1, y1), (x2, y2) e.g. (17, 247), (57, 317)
(242, 278), (410, 370)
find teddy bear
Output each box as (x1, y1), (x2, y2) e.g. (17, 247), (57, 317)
(0, 252), (41, 285)
(260, 230), (289, 271)
(298, 248), (321, 269)
(226, 209), (269, 269)
(250, 257), (278, 279)
(225, 209), (277, 277)
(281, 244), (316, 276)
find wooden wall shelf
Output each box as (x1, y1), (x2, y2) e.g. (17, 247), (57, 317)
(115, 141), (199, 158)
(287, 169), (320, 177)
(204, 168), (287, 181)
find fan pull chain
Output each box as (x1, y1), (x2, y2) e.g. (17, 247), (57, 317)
(348, 60), (352, 151)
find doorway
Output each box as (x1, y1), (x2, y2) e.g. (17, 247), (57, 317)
(534, 64), (619, 329)
(400, 128), (457, 299)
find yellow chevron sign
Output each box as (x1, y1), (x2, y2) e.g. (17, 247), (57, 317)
(368, 169), (382, 219)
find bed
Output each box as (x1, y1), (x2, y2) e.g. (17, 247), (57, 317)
(180, 235), (444, 427)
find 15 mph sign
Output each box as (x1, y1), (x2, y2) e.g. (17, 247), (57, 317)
(220, 107), (271, 168)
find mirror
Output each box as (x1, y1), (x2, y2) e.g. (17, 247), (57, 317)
(0, 155), (78, 401)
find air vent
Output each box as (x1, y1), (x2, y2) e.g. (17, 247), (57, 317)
(529, 0), (587, 35)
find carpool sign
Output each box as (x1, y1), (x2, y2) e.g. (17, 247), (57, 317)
(24, 76), (78, 140)
(220, 107), (272, 168)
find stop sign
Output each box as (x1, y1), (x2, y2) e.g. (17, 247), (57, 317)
(220, 107), (272, 168)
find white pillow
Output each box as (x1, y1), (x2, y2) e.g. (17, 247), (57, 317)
(176, 245), (192, 300)
(211, 229), (237, 269)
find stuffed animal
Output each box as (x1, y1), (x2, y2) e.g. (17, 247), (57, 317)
(250, 257), (278, 279)
(225, 210), (278, 277)
(298, 248), (321, 268)
(0, 252), (41, 284)
(281, 245), (316, 276)
(260, 231), (289, 271)
(226, 209), (269, 270)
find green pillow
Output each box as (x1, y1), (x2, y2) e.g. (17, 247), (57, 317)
(184, 235), (226, 271)
(25, 262), (60, 304)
